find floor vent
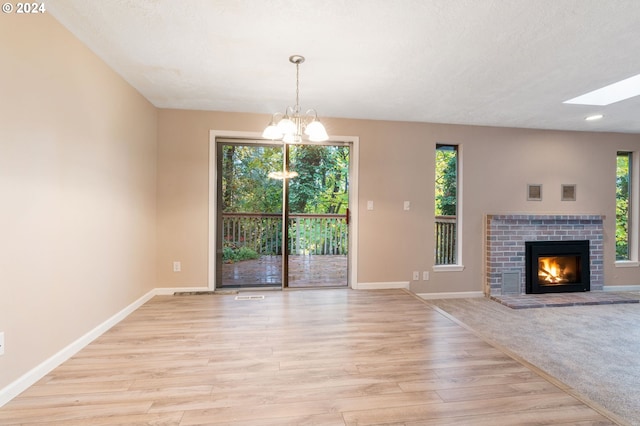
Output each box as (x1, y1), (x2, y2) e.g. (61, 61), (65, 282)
(235, 295), (265, 301)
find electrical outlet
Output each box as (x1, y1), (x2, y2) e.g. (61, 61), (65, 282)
(423, 271), (430, 281)
(0, 332), (4, 356)
(404, 201), (411, 211)
(412, 271), (419, 281)
(173, 261), (181, 272)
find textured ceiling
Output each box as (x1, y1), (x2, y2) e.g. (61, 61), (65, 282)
(48, 0), (640, 133)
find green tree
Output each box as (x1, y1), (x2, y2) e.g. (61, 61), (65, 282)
(221, 143), (349, 215)
(322, 146), (349, 214)
(435, 148), (457, 216)
(289, 145), (349, 214)
(221, 145), (283, 213)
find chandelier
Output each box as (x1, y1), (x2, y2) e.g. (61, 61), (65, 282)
(262, 55), (329, 144)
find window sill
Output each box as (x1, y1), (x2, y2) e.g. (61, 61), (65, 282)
(615, 261), (640, 268)
(433, 265), (465, 272)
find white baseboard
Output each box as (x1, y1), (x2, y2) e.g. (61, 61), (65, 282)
(417, 291), (484, 300)
(603, 285), (640, 292)
(155, 286), (210, 295)
(0, 289), (156, 408)
(354, 281), (410, 290)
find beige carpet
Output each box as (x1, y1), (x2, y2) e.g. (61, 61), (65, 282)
(426, 293), (640, 426)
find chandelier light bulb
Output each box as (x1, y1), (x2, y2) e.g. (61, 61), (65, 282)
(262, 116), (284, 139)
(277, 117), (296, 135)
(304, 119), (329, 142)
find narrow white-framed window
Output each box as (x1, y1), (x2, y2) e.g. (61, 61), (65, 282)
(434, 144), (463, 271)
(616, 151), (639, 266)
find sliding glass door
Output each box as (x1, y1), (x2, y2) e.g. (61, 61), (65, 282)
(216, 142), (283, 288)
(287, 144), (349, 287)
(216, 139), (350, 289)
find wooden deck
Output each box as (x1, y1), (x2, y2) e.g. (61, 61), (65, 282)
(222, 255), (347, 288)
(0, 289), (620, 425)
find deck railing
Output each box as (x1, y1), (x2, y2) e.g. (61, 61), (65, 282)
(223, 213), (455, 261)
(222, 212), (348, 256)
(435, 215), (457, 265)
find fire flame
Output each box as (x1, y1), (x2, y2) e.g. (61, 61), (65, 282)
(538, 257), (568, 283)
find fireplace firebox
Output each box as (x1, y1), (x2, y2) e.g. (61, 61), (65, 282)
(525, 240), (590, 294)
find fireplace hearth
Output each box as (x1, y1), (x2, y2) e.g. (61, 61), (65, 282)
(525, 240), (590, 294)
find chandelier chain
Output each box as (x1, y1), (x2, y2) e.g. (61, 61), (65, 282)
(295, 61), (300, 111)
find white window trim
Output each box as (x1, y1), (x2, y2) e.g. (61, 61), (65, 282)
(434, 143), (463, 270)
(433, 264), (465, 272)
(207, 130), (360, 290)
(630, 151), (638, 261)
(456, 144), (463, 267)
(615, 260), (640, 268)
(615, 150), (638, 265)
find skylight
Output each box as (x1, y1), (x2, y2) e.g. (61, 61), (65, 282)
(564, 73), (640, 106)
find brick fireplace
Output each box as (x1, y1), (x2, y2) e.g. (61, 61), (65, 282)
(485, 215), (604, 296)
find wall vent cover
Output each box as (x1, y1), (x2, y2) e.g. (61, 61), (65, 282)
(501, 271), (521, 295)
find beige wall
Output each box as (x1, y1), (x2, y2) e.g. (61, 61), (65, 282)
(157, 111), (640, 292)
(0, 14), (157, 390)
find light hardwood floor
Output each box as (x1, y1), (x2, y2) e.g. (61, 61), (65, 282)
(0, 289), (623, 425)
